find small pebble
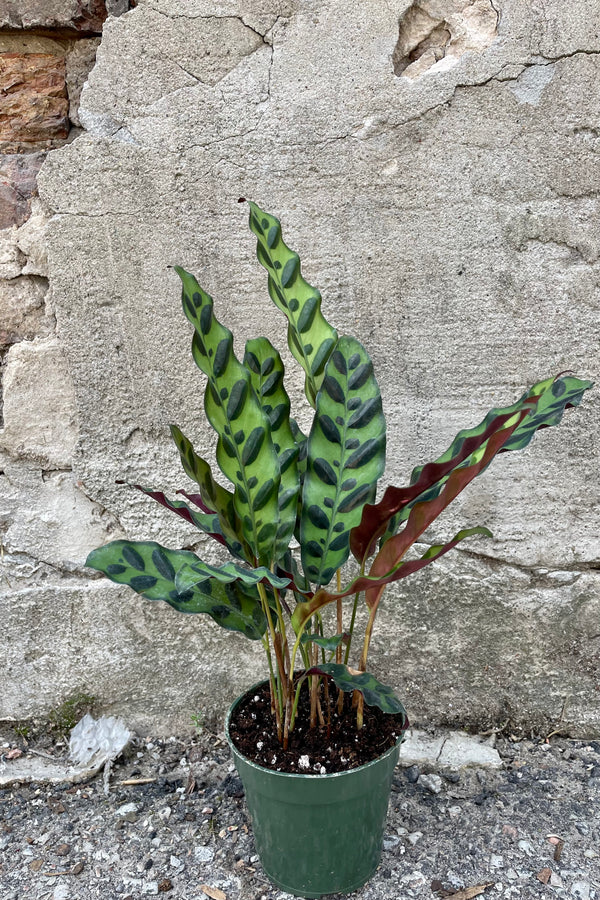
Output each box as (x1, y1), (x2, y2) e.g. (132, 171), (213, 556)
(383, 835), (400, 850)
(53, 886), (70, 900)
(194, 846), (214, 863)
(401, 870), (427, 888)
(116, 802), (138, 817)
(517, 839), (534, 856)
(490, 854), (504, 868)
(404, 765), (420, 783)
(407, 831), (423, 846)
(418, 773), (443, 794)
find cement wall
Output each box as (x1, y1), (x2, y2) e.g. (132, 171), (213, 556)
(1, 0), (599, 736)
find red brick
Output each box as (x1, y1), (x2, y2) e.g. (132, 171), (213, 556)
(0, 153), (45, 229)
(0, 53), (69, 151)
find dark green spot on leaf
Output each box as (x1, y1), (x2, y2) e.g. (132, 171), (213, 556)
(307, 505), (329, 529)
(130, 574), (158, 591)
(313, 457), (337, 485)
(151, 547), (175, 581)
(122, 546), (145, 571)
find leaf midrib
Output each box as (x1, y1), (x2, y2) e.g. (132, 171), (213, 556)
(261, 239), (318, 402)
(314, 376), (362, 584)
(199, 335), (272, 567)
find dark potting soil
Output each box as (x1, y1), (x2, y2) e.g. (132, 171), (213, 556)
(228, 681), (407, 775)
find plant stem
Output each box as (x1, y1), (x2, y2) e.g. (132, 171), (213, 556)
(310, 640), (318, 729)
(258, 583), (286, 722)
(288, 616), (313, 685)
(335, 569), (344, 714)
(283, 689), (293, 750)
(316, 693), (325, 726)
(344, 591), (360, 665)
(289, 673), (308, 731)
(272, 587), (289, 668)
(335, 569), (342, 663)
(356, 692), (364, 730)
(262, 634), (281, 740)
(344, 560), (365, 665)
(358, 597), (379, 673)
(273, 633), (288, 707)
(355, 586), (385, 731)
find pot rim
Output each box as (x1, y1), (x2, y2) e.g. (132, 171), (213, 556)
(225, 678), (407, 781)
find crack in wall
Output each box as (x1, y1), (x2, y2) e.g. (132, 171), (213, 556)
(150, 9), (272, 87)
(459, 547), (600, 581)
(387, 48), (600, 139)
(147, 47), (600, 156)
(150, 10), (277, 43)
(0, 548), (99, 584)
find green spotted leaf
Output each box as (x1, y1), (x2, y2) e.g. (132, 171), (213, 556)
(276, 548), (313, 598)
(85, 541), (267, 640)
(244, 337), (300, 563)
(307, 663), (408, 720)
(247, 202), (338, 407)
(174, 559), (290, 594)
(174, 268), (281, 566)
(169, 425), (250, 559)
(300, 633), (348, 654)
(300, 336), (386, 585)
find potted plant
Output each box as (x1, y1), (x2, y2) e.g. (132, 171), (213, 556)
(87, 201), (592, 898)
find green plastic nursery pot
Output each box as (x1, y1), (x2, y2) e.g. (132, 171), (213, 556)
(225, 682), (404, 899)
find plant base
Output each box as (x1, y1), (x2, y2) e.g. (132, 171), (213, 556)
(226, 682), (404, 898)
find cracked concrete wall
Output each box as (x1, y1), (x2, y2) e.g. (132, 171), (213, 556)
(2, 0), (599, 736)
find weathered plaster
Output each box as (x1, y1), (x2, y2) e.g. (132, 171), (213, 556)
(1, 0), (598, 734)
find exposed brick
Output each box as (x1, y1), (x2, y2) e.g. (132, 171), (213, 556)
(0, 53), (69, 152)
(0, 1), (111, 33)
(65, 37), (100, 126)
(0, 153), (45, 229)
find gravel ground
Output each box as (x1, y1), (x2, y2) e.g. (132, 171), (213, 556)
(1, 727), (598, 900)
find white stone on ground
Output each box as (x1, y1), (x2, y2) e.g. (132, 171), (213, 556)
(399, 729), (502, 769)
(418, 774), (443, 794)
